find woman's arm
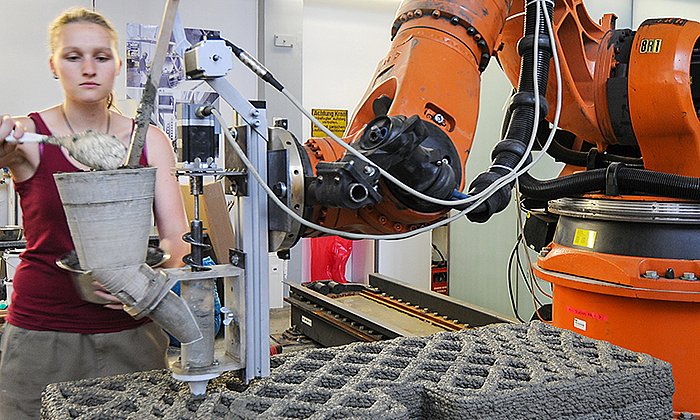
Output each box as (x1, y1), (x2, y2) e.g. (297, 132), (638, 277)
(145, 126), (189, 268)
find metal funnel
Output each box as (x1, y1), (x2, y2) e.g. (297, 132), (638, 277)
(54, 168), (155, 269)
(54, 168), (202, 345)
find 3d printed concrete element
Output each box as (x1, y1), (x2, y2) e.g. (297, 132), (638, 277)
(42, 322), (673, 419)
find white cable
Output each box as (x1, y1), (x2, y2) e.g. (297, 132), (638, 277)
(281, 85), (529, 209)
(211, 108), (484, 240)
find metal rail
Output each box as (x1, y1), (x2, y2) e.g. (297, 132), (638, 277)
(287, 275), (512, 347)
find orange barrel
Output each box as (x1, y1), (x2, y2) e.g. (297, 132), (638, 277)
(536, 197), (700, 414)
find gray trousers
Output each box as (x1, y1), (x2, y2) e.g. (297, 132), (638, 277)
(0, 322), (168, 420)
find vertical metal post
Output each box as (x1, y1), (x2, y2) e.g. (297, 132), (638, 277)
(207, 79), (271, 382)
(239, 112), (271, 381)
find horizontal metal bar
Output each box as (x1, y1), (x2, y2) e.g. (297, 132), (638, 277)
(163, 265), (243, 282)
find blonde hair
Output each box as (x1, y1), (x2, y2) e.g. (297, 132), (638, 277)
(48, 8), (118, 54)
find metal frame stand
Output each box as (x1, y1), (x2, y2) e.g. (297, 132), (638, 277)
(135, 1), (271, 388)
(209, 76), (272, 380)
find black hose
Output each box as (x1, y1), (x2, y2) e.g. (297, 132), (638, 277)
(517, 167), (700, 202)
(535, 125), (644, 168)
(467, 0), (555, 223)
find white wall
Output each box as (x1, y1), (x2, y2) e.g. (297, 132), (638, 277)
(633, 0), (700, 27)
(259, 0), (303, 139)
(302, 0), (401, 140)
(0, 0), (91, 115)
(259, 0), (307, 295)
(301, 0), (434, 286)
(587, 1), (633, 28)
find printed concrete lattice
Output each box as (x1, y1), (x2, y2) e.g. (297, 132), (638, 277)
(42, 322), (674, 419)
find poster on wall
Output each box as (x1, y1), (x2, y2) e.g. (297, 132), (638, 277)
(125, 23), (221, 146)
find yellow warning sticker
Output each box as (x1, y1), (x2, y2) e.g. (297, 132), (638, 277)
(573, 228), (597, 248)
(640, 38), (662, 54)
(311, 109), (348, 138)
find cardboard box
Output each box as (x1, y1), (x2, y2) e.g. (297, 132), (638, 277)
(180, 180), (236, 264)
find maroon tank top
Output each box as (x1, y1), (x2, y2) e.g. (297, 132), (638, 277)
(7, 112), (150, 333)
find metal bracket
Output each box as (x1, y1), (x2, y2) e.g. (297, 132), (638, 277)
(229, 248), (246, 269)
(226, 174), (249, 196)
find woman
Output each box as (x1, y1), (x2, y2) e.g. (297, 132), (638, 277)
(0, 8), (189, 419)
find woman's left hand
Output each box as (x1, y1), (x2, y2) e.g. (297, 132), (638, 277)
(92, 281), (125, 310)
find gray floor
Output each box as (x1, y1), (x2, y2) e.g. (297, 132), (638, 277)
(270, 305), (291, 336)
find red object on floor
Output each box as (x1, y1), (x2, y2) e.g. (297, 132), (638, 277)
(270, 343), (283, 356)
(310, 236), (352, 283)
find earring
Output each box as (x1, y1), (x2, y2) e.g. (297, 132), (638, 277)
(53, 74), (59, 80)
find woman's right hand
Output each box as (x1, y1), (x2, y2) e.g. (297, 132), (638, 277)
(0, 114), (27, 168)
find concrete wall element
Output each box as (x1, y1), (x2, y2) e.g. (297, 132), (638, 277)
(43, 322), (674, 418)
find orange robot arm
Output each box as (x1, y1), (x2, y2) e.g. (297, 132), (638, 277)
(468, 0), (700, 221)
(302, 0), (510, 235)
(296, 0), (700, 234)
(500, 0), (700, 176)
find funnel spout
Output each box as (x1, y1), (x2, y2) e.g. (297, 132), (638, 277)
(148, 291), (203, 345)
(91, 265), (202, 345)
(53, 168), (202, 356)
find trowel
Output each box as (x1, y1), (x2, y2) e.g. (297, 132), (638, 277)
(5, 130), (127, 170)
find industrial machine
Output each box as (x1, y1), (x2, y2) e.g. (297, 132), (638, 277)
(56, 0), (700, 415)
(226, 0), (699, 413)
